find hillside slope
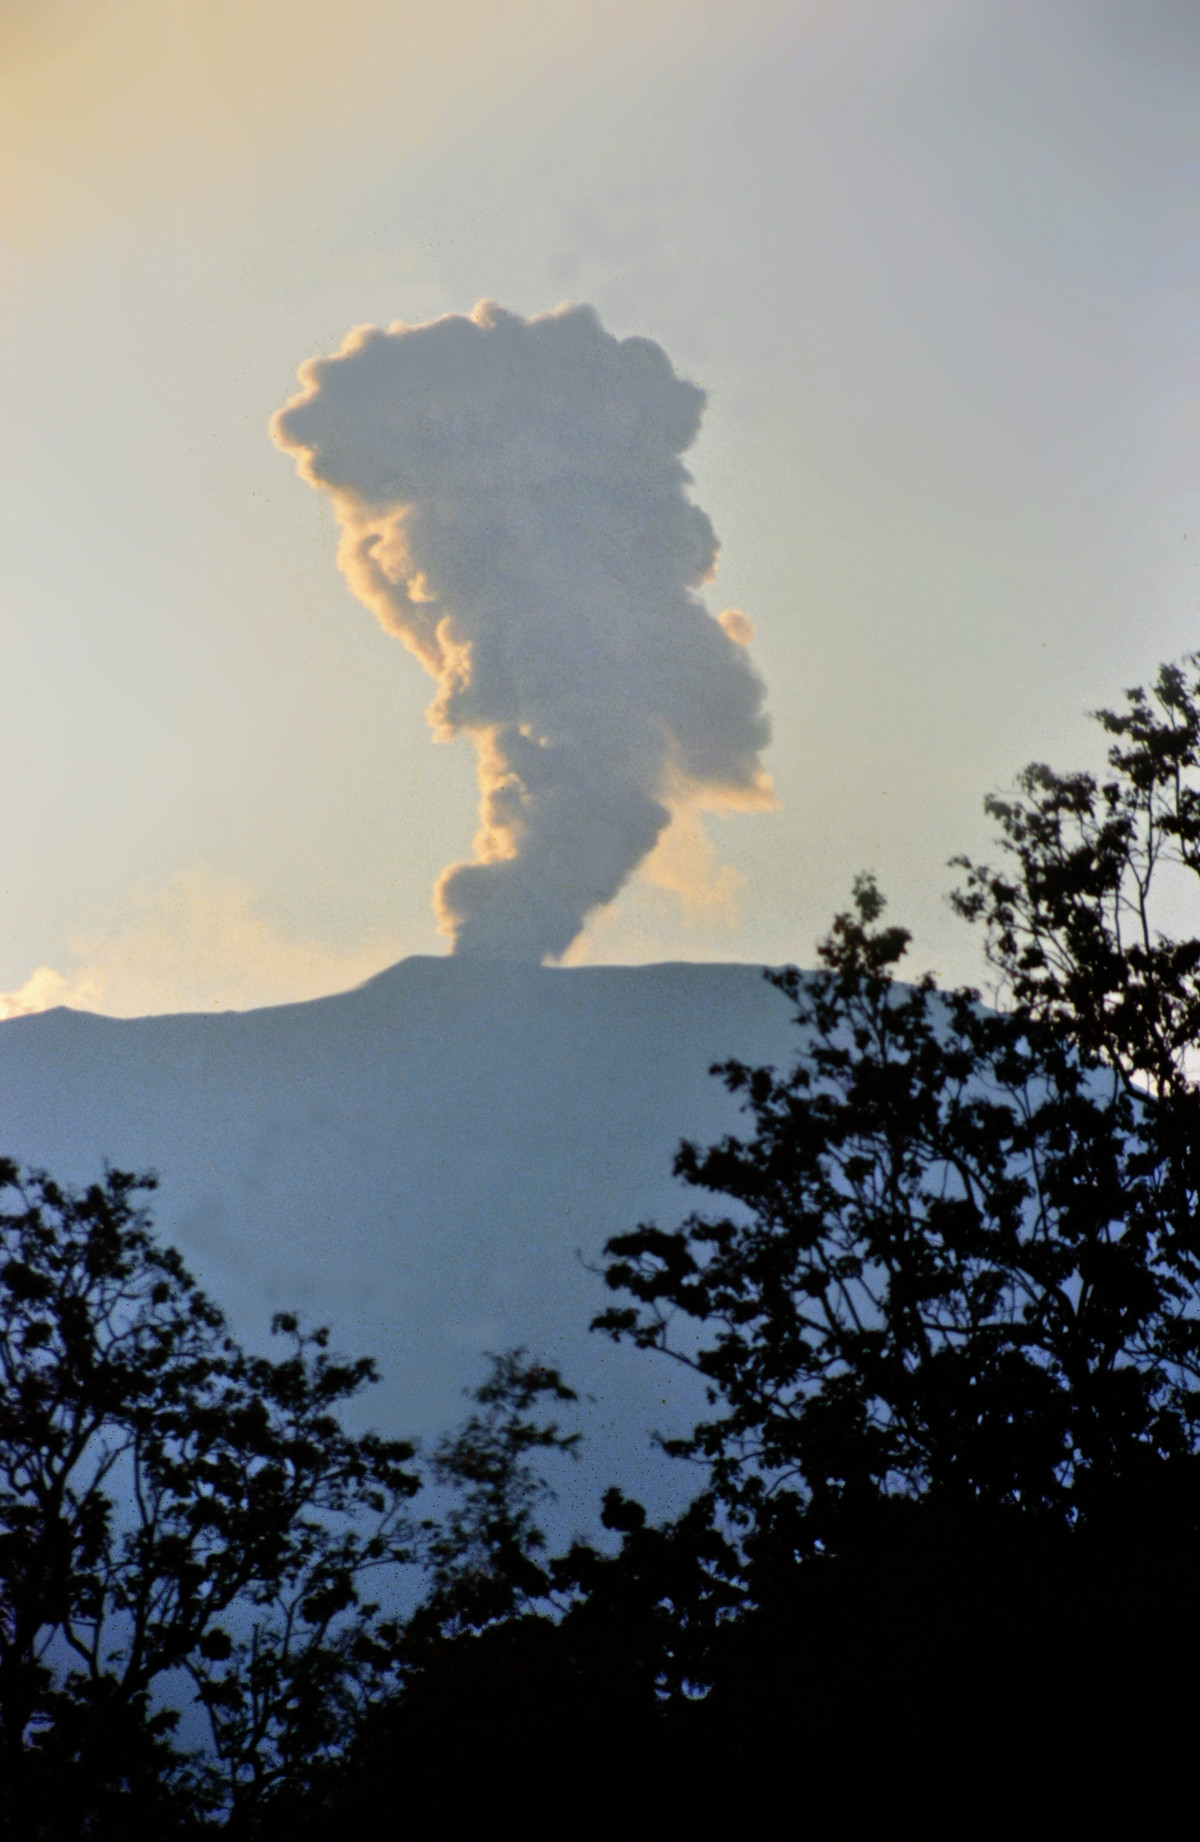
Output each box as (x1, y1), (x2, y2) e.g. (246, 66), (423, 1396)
(0, 957), (799, 1520)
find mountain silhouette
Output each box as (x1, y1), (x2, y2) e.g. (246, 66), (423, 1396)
(0, 957), (797, 1524)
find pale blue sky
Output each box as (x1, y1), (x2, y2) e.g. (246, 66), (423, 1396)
(1, 0), (1198, 1011)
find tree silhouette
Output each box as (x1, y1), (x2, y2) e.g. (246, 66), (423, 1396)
(587, 658), (1200, 1822)
(290, 1360), (741, 1837)
(411, 1349), (581, 1638)
(952, 654), (1200, 1100)
(0, 1164), (418, 1837)
(596, 874), (1200, 1544)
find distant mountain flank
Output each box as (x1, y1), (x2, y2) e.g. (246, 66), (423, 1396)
(0, 957), (799, 1519)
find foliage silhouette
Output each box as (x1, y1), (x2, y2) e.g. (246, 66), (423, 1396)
(280, 1368), (741, 1837)
(409, 1348), (581, 1638)
(952, 654), (1200, 1099)
(595, 873), (1200, 1545)
(577, 655), (1200, 1821)
(0, 1164), (418, 1837)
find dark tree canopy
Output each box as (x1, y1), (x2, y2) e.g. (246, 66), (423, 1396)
(953, 654), (1200, 1100)
(582, 656), (1200, 1823)
(596, 660), (1200, 1544)
(407, 1347), (581, 1640)
(0, 1165), (418, 1837)
(596, 875), (1200, 1545)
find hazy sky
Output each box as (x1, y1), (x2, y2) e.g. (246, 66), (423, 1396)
(2, 0), (1198, 1013)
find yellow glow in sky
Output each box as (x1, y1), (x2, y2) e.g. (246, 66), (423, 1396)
(1, 0), (1197, 1011)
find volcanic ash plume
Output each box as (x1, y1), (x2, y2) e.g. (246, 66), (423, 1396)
(271, 300), (772, 961)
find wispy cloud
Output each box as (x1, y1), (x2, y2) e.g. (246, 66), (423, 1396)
(639, 808), (744, 918)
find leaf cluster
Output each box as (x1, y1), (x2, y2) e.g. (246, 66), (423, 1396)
(597, 659), (1200, 1572)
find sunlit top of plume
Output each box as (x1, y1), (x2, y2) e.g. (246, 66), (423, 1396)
(271, 300), (772, 963)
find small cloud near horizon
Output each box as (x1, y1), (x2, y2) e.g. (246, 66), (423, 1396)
(0, 868), (405, 1020)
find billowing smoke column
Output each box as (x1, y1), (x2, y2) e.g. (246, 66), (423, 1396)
(271, 300), (772, 961)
